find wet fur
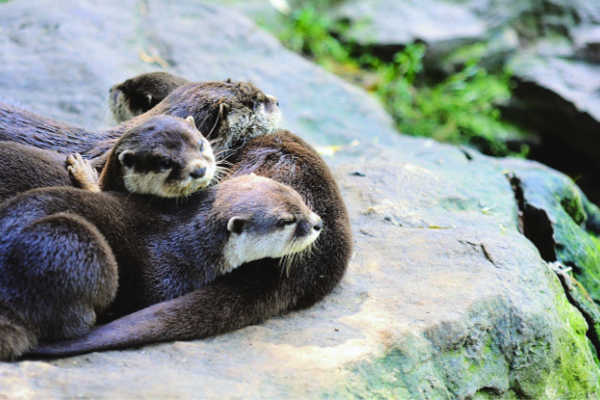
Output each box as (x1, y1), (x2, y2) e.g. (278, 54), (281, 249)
(30, 130), (352, 357)
(0, 80), (278, 166)
(2, 72), (350, 357)
(0, 115), (214, 203)
(0, 173), (317, 359)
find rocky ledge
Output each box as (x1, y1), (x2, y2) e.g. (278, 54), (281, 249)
(1, 1), (600, 398)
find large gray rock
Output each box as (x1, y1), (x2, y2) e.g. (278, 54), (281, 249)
(328, 0), (600, 167)
(0, 1), (599, 398)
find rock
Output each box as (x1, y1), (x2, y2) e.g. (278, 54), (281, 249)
(328, 0), (600, 172)
(574, 26), (600, 63)
(334, 0), (488, 47)
(501, 156), (600, 358)
(0, 0), (600, 398)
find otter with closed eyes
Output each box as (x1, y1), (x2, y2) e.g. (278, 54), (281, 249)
(11, 73), (351, 358)
(30, 129), (351, 357)
(0, 170), (322, 360)
(0, 79), (281, 168)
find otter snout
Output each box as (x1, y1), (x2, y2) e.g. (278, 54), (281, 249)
(312, 214), (323, 232)
(183, 155), (215, 184)
(190, 167), (207, 179)
(295, 212), (323, 238)
(266, 94), (279, 108)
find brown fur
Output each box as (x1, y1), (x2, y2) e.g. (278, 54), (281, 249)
(29, 130), (352, 356)
(0, 80), (277, 167)
(0, 142), (73, 203)
(1, 172), (319, 360)
(109, 72), (189, 122)
(0, 115), (214, 204)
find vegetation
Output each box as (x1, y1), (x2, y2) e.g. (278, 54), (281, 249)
(268, 4), (529, 157)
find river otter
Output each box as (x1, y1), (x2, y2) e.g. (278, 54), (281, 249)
(68, 115), (216, 198)
(109, 72), (190, 122)
(0, 115), (216, 203)
(0, 173), (322, 360)
(30, 130), (351, 357)
(0, 79), (281, 165)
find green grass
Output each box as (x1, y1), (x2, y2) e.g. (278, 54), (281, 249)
(271, 4), (529, 157)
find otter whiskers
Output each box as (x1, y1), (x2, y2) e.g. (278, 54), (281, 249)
(279, 239), (319, 278)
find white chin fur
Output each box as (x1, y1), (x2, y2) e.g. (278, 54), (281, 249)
(221, 222), (320, 274)
(122, 164), (215, 198)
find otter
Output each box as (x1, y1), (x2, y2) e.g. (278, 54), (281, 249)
(0, 173), (322, 360)
(68, 115), (216, 198)
(0, 114), (216, 203)
(109, 72), (190, 122)
(30, 130), (351, 357)
(0, 79), (281, 166)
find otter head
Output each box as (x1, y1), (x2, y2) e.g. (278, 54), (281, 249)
(109, 72), (190, 123)
(219, 80), (282, 149)
(214, 174), (322, 274)
(118, 78), (281, 154)
(107, 115), (216, 197)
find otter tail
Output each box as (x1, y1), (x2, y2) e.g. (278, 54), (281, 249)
(27, 276), (282, 358)
(0, 102), (108, 155)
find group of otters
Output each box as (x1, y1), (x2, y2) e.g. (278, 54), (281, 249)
(0, 72), (351, 360)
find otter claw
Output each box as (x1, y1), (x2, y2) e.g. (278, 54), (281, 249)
(67, 153), (101, 192)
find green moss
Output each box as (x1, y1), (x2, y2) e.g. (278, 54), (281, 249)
(541, 274), (600, 399)
(560, 191), (587, 226)
(266, 3), (531, 157)
(441, 42), (489, 67)
(327, 288), (599, 399)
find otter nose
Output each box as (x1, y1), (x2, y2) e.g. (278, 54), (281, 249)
(267, 94), (279, 107)
(313, 220), (323, 232)
(312, 215), (323, 232)
(109, 87), (119, 104)
(190, 167), (206, 179)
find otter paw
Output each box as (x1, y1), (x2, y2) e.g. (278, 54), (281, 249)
(0, 315), (37, 361)
(67, 153), (100, 192)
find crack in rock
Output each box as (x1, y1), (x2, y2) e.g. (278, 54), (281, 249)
(506, 172), (600, 360)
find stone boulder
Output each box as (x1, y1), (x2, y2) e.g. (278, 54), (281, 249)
(0, 1), (600, 398)
(329, 0), (600, 169)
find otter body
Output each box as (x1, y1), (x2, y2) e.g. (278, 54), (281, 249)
(0, 79), (280, 164)
(1, 173), (322, 360)
(19, 73), (351, 358)
(31, 130), (351, 357)
(0, 142), (72, 203)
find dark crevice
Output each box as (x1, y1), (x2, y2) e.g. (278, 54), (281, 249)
(506, 173), (556, 261)
(459, 147), (473, 161)
(473, 386), (503, 397)
(554, 266), (600, 361)
(522, 205), (557, 261)
(505, 173), (600, 361)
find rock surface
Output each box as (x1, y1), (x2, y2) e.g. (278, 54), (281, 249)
(330, 0), (600, 168)
(1, 1), (600, 398)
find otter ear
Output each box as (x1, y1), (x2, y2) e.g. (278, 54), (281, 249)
(227, 216), (246, 234)
(185, 115), (196, 128)
(118, 150), (135, 168)
(219, 102), (231, 117)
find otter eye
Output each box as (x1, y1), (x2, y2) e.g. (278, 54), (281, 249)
(277, 216), (296, 227)
(157, 158), (172, 171)
(118, 151), (136, 168)
(198, 140), (204, 152)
